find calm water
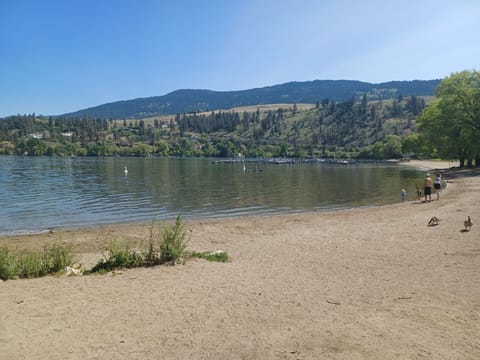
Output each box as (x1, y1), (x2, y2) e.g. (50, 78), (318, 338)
(0, 156), (423, 235)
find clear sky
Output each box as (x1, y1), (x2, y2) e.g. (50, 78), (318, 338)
(1, 0), (479, 117)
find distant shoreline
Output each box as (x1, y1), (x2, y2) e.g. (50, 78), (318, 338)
(397, 159), (459, 171)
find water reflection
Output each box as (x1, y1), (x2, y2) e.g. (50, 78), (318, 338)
(0, 156), (423, 234)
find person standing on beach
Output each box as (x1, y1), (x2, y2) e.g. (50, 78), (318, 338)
(424, 173), (432, 202)
(434, 173), (442, 200)
(416, 186), (422, 200)
(400, 189), (407, 202)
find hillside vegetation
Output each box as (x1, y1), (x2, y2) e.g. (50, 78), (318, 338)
(0, 95), (428, 160)
(3, 72), (478, 166)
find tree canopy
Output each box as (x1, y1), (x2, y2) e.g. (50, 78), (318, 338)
(417, 70), (480, 167)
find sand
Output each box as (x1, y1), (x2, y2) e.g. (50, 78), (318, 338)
(1, 160), (479, 359)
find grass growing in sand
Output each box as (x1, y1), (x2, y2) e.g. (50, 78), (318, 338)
(89, 215), (229, 273)
(90, 215), (190, 272)
(158, 215), (189, 264)
(0, 243), (77, 281)
(189, 250), (229, 262)
(89, 240), (144, 273)
(0, 216), (229, 280)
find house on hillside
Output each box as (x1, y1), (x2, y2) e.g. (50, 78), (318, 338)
(25, 133), (43, 139)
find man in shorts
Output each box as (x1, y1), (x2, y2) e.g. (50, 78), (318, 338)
(424, 173), (432, 202)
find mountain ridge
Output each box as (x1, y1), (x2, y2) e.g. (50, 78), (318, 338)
(60, 79), (440, 119)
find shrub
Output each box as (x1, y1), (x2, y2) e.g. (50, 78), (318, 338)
(143, 219), (161, 266)
(91, 216), (190, 272)
(43, 243), (77, 273)
(90, 240), (143, 273)
(0, 247), (18, 280)
(16, 252), (48, 278)
(2, 216), (227, 280)
(0, 243), (77, 280)
(159, 215), (189, 265)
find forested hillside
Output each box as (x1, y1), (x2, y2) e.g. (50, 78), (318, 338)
(0, 95), (427, 159)
(60, 79), (439, 119)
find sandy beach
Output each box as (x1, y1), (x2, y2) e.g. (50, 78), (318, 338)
(1, 160), (479, 359)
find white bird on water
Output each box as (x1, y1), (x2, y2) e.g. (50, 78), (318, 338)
(124, 165), (128, 175)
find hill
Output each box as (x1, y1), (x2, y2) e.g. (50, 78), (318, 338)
(60, 79), (440, 119)
(1, 94), (428, 159)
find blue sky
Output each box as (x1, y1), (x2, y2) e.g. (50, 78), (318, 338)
(1, 0), (479, 117)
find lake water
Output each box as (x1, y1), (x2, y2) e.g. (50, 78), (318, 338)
(0, 156), (423, 235)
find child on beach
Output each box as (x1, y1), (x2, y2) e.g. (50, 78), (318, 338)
(416, 186), (422, 200)
(434, 173), (442, 200)
(400, 189), (407, 202)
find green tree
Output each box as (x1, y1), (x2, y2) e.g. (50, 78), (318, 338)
(131, 143), (153, 157)
(418, 70), (480, 167)
(26, 137), (47, 156)
(155, 140), (170, 156)
(383, 135), (402, 159)
(401, 133), (425, 157)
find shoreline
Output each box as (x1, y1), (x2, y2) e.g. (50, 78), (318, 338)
(0, 160), (465, 257)
(1, 160), (479, 359)
(397, 159), (459, 171)
(0, 160), (453, 247)
(0, 159), (457, 238)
